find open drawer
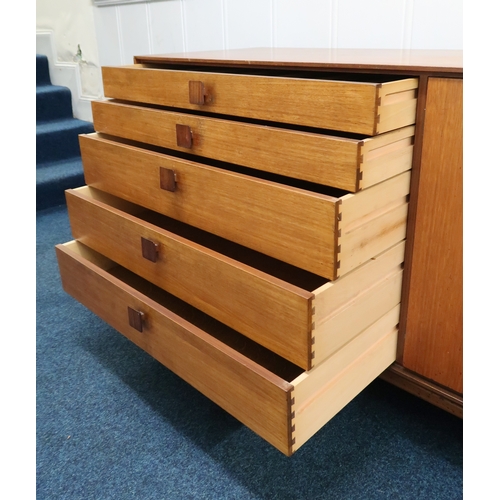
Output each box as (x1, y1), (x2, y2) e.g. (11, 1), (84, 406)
(79, 133), (411, 280)
(55, 240), (399, 456)
(65, 186), (405, 370)
(91, 99), (415, 192)
(101, 64), (418, 136)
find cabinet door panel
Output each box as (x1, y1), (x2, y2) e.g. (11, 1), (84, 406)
(403, 77), (463, 394)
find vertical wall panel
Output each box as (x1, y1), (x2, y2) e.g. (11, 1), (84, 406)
(119, 3), (152, 63)
(94, 6), (122, 67)
(336, 0), (407, 49)
(91, 0), (462, 88)
(224, 0), (273, 49)
(273, 0), (332, 48)
(410, 0), (463, 49)
(149, 1), (185, 54)
(183, 0), (225, 51)
(402, 0), (414, 49)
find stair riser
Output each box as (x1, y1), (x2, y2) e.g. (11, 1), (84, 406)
(36, 54), (51, 86)
(37, 87), (73, 123)
(37, 124), (94, 164)
(37, 172), (85, 210)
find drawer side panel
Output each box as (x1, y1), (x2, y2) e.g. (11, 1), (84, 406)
(312, 241), (405, 365)
(292, 312), (399, 452)
(336, 171), (411, 277)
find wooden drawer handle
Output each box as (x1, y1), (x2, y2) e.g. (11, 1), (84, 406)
(160, 167), (177, 192)
(128, 307), (145, 332)
(176, 124), (193, 149)
(189, 80), (208, 105)
(141, 237), (159, 263)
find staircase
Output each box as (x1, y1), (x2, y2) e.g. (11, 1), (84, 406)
(36, 54), (94, 210)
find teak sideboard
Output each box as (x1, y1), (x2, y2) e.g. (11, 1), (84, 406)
(55, 48), (463, 456)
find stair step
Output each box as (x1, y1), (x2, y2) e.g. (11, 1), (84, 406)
(37, 85), (73, 122)
(36, 54), (51, 86)
(36, 157), (86, 211)
(36, 118), (94, 164)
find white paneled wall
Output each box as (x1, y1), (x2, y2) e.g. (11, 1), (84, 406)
(36, 0), (462, 119)
(94, 0), (463, 66)
(225, 0), (273, 49)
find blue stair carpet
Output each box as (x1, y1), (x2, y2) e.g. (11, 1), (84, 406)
(36, 54), (94, 211)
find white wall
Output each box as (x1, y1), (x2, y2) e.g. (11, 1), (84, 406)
(36, 0), (463, 120)
(37, 0), (103, 121)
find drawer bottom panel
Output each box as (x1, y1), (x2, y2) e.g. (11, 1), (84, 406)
(56, 240), (398, 455)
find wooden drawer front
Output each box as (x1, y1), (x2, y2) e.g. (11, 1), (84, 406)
(55, 240), (296, 455)
(92, 100), (415, 192)
(80, 134), (411, 280)
(65, 186), (314, 370)
(55, 241), (398, 455)
(65, 187), (405, 370)
(102, 65), (418, 136)
(80, 133), (336, 278)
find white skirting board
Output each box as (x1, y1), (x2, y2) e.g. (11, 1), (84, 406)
(36, 30), (94, 123)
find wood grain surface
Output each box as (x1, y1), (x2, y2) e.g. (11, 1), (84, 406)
(101, 65), (416, 135)
(402, 77), (463, 394)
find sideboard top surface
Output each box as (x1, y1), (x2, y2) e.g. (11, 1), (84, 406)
(134, 48), (463, 75)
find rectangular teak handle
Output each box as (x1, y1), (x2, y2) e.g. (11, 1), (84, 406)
(160, 167), (177, 192)
(141, 237), (159, 263)
(189, 81), (207, 105)
(128, 307), (145, 332)
(176, 124), (193, 149)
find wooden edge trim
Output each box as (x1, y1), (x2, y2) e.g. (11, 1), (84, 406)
(397, 74), (430, 362)
(374, 84), (382, 135)
(333, 199), (342, 280)
(133, 53), (463, 76)
(288, 390), (296, 456)
(379, 363), (463, 418)
(308, 298), (314, 371)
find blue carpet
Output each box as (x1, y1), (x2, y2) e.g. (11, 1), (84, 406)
(37, 204), (463, 499)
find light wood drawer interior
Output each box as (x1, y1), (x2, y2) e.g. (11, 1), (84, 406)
(66, 186), (405, 370)
(80, 133), (411, 280)
(56, 240), (399, 456)
(91, 99), (415, 192)
(101, 65), (418, 136)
